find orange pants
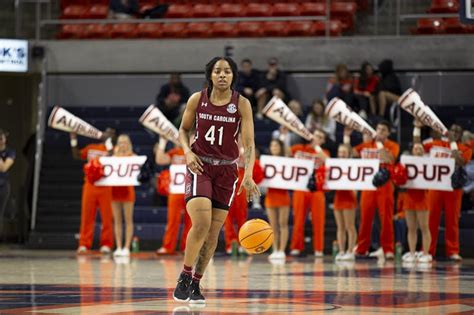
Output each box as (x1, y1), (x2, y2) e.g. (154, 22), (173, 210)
(79, 182), (114, 249)
(162, 193), (191, 253)
(290, 190), (325, 252)
(428, 189), (463, 256)
(356, 183), (394, 254)
(224, 190), (248, 251)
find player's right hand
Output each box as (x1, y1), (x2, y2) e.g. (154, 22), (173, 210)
(185, 151), (204, 175)
(70, 132), (77, 139)
(413, 119), (423, 128)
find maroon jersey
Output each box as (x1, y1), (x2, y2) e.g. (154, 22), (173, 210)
(192, 89), (241, 161)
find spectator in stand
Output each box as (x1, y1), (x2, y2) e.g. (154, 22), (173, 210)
(0, 129), (15, 238)
(156, 73), (190, 127)
(112, 134), (136, 258)
(255, 57), (289, 119)
(305, 99), (336, 142)
(354, 62), (379, 119)
(326, 64), (355, 109)
(376, 59), (401, 118)
(236, 59), (261, 112)
(110, 0), (139, 19)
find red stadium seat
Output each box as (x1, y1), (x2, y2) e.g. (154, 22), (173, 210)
(237, 22), (264, 37)
(57, 24), (85, 39)
(287, 21), (315, 36)
(60, 0), (87, 10)
(219, 4), (245, 17)
(211, 22), (238, 37)
(166, 4), (192, 18)
(61, 5), (87, 19)
(245, 3), (272, 17)
(299, 2), (325, 16)
(429, 0), (459, 13)
(192, 4), (218, 17)
(313, 20), (343, 36)
(186, 22), (212, 37)
(272, 3), (300, 16)
(330, 2), (357, 30)
(136, 23), (162, 38)
(443, 17), (465, 33)
(83, 24), (111, 39)
(263, 21), (289, 36)
(161, 23), (187, 37)
(110, 23), (138, 38)
(84, 4), (109, 19)
(414, 18), (446, 34)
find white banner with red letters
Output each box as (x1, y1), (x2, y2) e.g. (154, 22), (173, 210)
(95, 156), (147, 186)
(324, 158), (379, 190)
(400, 155), (454, 191)
(260, 155), (315, 191)
(170, 164), (186, 194)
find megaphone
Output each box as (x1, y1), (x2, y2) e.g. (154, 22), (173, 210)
(398, 89), (448, 136)
(262, 96), (313, 141)
(139, 105), (180, 145)
(325, 98), (376, 137)
(48, 106), (103, 139)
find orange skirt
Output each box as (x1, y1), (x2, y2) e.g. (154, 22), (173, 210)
(333, 190), (357, 211)
(112, 186), (136, 202)
(404, 189), (427, 211)
(264, 188), (290, 208)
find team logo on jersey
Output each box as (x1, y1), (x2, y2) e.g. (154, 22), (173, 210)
(227, 103), (237, 114)
(201, 102), (207, 107)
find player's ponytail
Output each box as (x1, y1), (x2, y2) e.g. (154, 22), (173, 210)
(205, 56), (238, 98)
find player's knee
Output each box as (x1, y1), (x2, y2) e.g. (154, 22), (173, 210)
(192, 221), (212, 236)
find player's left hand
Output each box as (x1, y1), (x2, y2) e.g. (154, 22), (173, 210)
(238, 175), (261, 202)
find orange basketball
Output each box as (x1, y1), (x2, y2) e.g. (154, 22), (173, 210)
(238, 219), (273, 254)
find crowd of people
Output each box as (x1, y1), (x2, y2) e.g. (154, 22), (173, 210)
(61, 58), (474, 270)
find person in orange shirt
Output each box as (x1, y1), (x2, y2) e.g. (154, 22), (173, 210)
(289, 128), (330, 257)
(401, 143), (432, 263)
(156, 137), (191, 255)
(111, 134), (136, 257)
(70, 128), (116, 254)
(414, 121), (472, 261)
(351, 120), (399, 259)
(265, 139), (291, 261)
(332, 143), (358, 261)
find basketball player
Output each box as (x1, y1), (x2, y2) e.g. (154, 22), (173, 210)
(173, 57), (260, 304)
(350, 120), (399, 259)
(70, 128), (116, 254)
(413, 120), (472, 260)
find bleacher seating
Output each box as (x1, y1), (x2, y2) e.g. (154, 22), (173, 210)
(58, 1), (357, 39)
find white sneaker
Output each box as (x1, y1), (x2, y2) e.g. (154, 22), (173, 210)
(335, 252), (344, 261)
(277, 251), (286, 259)
(77, 246), (88, 254)
(415, 251), (423, 259)
(314, 251), (324, 258)
(417, 254), (432, 263)
(121, 248), (130, 257)
(113, 248), (123, 257)
(385, 252), (394, 260)
(290, 249), (301, 256)
(342, 252), (355, 261)
(402, 252), (412, 260)
(402, 252), (416, 263)
(268, 251), (278, 260)
(100, 246), (111, 255)
(449, 254), (462, 261)
(369, 248), (384, 258)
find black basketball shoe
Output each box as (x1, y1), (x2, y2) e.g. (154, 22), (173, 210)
(173, 272), (192, 302)
(189, 280), (206, 304)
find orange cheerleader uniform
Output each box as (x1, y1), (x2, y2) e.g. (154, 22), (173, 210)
(264, 188), (290, 208)
(404, 189), (427, 211)
(333, 190), (357, 211)
(112, 186), (136, 202)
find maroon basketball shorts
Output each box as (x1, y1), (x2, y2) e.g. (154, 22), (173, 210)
(185, 163), (239, 210)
